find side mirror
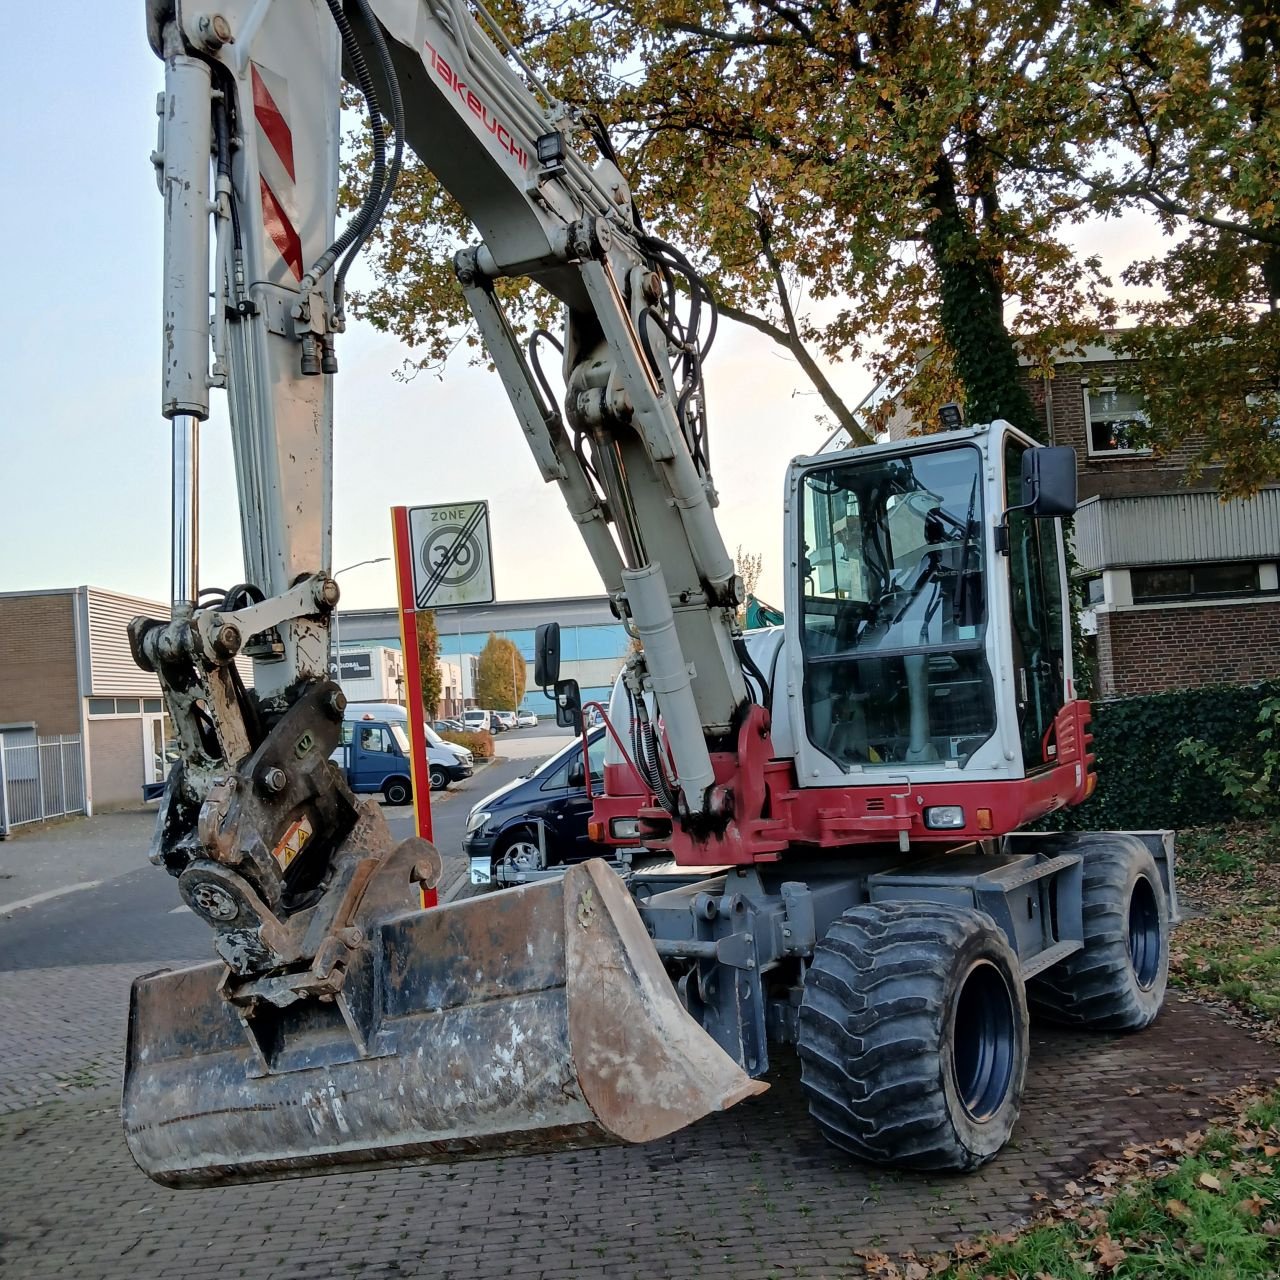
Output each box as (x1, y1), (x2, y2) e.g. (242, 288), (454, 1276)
(554, 677), (583, 734)
(534, 621), (561, 687)
(567, 761), (586, 789)
(1021, 446), (1077, 518)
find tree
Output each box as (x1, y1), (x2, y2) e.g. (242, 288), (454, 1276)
(342, 0), (1117, 449)
(343, 0), (1276, 477)
(734, 544), (763, 624)
(415, 610), (441, 717)
(1067, 0), (1280, 496)
(474, 633), (527, 710)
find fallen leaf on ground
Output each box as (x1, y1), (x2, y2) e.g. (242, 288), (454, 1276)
(1093, 1235), (1127, 1270)
(1166, 1198), (1191, 1220)
(1198, 1172), (1223, 1192)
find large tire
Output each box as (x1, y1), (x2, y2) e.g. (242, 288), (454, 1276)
(798, 901), (1028, 1171)
(428, 765), (448, 791)
(1028, 833), (1169, 1030)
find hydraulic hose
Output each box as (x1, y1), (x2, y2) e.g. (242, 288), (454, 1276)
(297, 0), (387, 298)
(334, 0), (405, 322)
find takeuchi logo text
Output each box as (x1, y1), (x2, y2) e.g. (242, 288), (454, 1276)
(423, 40), (528, 169)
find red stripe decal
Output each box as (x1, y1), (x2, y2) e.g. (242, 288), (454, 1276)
(259, 176), (303, 279)
(251, 63), (296, 182)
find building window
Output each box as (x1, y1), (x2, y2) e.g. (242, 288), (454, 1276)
(1084, 385), (1150, 455)
(86, 696), (162, 717)
(1130, 561), (1263, 602)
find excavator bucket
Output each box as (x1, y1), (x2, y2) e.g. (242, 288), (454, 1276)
(123, 860), (765, 1187)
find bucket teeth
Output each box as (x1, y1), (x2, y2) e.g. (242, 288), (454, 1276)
(122, 860), (765, 1187)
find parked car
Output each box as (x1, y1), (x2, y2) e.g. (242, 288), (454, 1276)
(465, 727), (608, 885)
(516, 709), (538, 727)
(433, 718), (464, 733)
(463, 707), (496, 732)
(338, 704), (473, 801)
(493, 710), (518, 732)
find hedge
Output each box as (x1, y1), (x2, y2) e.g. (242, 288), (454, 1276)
(1048, 680), (1279, 831)
(441, 730), (495, 759)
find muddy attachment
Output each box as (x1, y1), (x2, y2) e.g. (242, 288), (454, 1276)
(123, 859), (765, 1187)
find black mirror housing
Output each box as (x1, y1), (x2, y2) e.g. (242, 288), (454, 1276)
(554, 677), (583, 734)
(534, 622), (561, 687)
(1021, 446), (1078, 517)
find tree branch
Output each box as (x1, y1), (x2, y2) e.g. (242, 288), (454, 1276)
(655, 17), (803, 48)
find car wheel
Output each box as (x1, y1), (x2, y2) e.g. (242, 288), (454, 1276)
(498, 829), (544, 875)
(383, 778), (411, 806)
(428, 765), (449, 791)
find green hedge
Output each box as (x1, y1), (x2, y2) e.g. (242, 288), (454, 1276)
(1051, 680), (1279, 830)
(441, 729), (495, 759)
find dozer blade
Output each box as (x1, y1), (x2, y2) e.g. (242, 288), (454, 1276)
(123, 859), (765, 1187)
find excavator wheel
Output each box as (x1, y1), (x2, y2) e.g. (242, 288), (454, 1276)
(797, 901), (1028, 1171)
(1028, 833), (1169, 1030)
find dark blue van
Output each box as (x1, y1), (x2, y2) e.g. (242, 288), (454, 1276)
(464, 727), (607, 887)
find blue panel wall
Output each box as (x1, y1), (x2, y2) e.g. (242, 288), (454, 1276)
(341, 619), (628, 716)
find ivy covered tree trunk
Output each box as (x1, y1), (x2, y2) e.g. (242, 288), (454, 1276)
(924, 155), (1039, 438)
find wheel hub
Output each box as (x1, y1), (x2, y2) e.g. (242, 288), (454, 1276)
(951, 959), (1017, 1123)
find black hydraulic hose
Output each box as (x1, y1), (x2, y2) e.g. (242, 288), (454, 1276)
(334, 0), (404, 321)
(222, 582), (266, 611)
(211, 84), (242, 251)
(734, 637), (771, 707)
(527, 328), (564, 419)
(299, 0), (386, 296)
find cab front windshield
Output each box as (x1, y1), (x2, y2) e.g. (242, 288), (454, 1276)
(800, 444), (995, 767)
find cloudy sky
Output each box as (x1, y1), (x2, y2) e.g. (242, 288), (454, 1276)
(0, 1), (1160, 612)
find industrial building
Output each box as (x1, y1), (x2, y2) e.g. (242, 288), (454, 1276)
(0, 587), (172, 820)
(332, 594), (629, 717)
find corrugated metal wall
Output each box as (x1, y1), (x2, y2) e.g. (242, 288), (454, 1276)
(85, 589), (255, 694)
(1073, 488), (1280, 571)
(86, 590), (168, 697)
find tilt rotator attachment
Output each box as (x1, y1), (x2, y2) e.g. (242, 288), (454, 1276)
(123, 859), (764, 1187)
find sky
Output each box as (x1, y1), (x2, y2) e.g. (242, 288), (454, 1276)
(0, 2), (1163, 614)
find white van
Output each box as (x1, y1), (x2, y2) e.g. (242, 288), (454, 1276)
(343, 702), (474, 791)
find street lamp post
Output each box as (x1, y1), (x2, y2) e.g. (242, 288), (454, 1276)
(331, 557), (390, 681)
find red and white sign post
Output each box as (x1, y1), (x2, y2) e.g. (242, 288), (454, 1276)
(390, 506), (436, 906)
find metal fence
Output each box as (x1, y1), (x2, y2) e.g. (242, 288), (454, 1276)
(0, 734), (86, 836)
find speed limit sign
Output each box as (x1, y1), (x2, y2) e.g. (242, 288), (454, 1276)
(407, 502), (495, 607)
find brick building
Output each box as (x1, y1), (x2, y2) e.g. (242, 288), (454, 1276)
(0, 587), (173, 813)
(881, 338), (1280, 697)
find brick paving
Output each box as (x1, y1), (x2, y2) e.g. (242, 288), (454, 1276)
(0, 958), (1276, 1279)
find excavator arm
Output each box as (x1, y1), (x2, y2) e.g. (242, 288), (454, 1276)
(125, 0), (764, 1187)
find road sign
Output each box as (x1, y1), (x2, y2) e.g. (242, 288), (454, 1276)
(406, 501), (495, 608)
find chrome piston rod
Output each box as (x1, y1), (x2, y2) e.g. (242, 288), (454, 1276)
(170, 414), (200, 610)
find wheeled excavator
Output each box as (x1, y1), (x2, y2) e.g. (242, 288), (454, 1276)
(125, 0), (1176, 1187)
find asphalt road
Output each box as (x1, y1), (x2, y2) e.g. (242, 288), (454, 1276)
(0, 725), (570, 973)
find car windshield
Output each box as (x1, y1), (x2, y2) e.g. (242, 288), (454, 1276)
(523, 728), (603, 778)
(424, 725), (444, 747)
(388, 723), (410, 753)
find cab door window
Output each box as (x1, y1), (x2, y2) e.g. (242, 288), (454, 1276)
(1003, 440), (1067, 769)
